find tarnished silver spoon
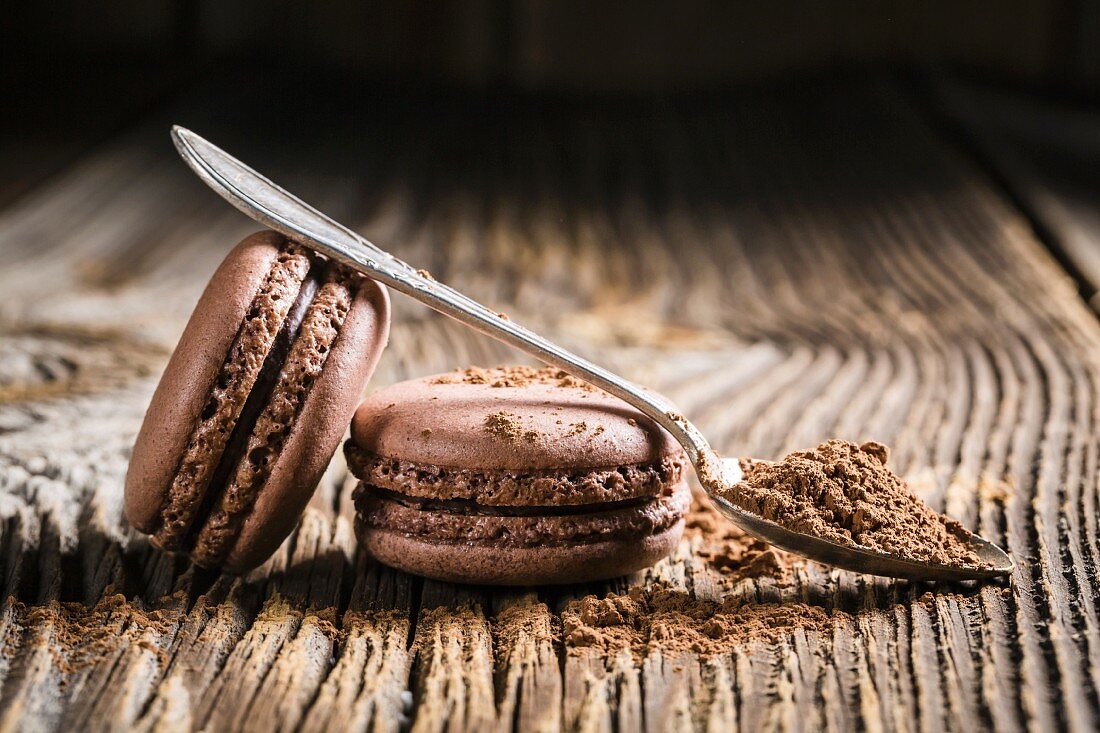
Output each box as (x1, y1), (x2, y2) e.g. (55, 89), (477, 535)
(171, 126), (1013, 582)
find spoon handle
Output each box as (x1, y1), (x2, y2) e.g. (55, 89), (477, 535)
(169, 126), (1021, 581)
(171, 126), (717, 469)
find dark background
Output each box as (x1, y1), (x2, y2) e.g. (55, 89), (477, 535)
(6, 1), (1100, 290)
(7, 1), (1100, 94)
(7, 1), (1100, 131)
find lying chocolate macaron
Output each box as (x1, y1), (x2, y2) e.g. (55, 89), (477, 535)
(125, 231), (390, 573)
(345, 366), (690, 585)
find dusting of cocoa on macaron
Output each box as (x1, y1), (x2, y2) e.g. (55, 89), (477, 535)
(345, 366), (690, 585)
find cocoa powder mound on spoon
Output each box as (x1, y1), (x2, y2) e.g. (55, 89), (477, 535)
(727, 440), (988, 569)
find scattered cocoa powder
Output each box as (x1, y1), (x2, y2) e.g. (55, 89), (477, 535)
(483, 411), (542, 444)
(431, 365), (598, 392)
(560, 421), (607, 440)
(303, 607), (344, 642)
(484, 411), (523, 442)
(699, 539), (788, 582)
(562, 585), (839, 659)
(725, 440), (987, 568)
(341, 608), (411, 633)
(9, 593), (180, 676)
(7, 593), (407, 681)
(685, 491), (793, 585)
(493, 601), (560, 663)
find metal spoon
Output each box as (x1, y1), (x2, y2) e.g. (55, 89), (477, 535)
(171, 126), (1013, 582)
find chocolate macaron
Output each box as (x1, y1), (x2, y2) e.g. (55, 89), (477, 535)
(125, 231), (390, 573)
(345, 366), (690, 585)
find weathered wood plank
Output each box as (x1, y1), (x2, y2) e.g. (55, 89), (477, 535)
(491, 592), (562, 733)
(0, 78), (1098, 731)
(409, 583), (496, 732)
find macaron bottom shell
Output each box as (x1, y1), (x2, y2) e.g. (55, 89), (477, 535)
(353, 473), (692, 585)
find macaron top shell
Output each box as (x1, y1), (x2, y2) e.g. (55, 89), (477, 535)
(350, 366), (680, 472)
(126, 231), (289, 534)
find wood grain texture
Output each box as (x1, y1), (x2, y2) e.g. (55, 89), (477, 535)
(0, 78), (1098, 731)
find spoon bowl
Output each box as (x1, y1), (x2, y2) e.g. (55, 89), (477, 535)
(171, 125), (1015, 583)
(708, 455), (1013, 581)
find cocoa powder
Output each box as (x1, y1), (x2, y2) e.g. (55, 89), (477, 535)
(431, 365), (598, 392)
(483, 411), (521, 441)
(725, 440), (986, 568)
(685, 491), (792, 585)
(562, 585), (838, 659)
(483, 411), (541, 444)
(555, 492), (799, 659)
(10, 593), (180, 675)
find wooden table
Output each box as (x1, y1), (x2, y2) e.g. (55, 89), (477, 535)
(1, 76), (1098, 732)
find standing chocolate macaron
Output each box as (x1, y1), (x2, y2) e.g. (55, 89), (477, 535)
(125, 231), (390, 573)
(345, 366), (690, 585)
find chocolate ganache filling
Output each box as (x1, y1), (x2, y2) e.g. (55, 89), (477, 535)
(352, 465), (690, 548)
(180, 259), (322, 550)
